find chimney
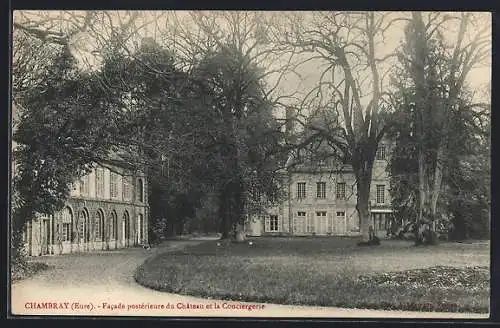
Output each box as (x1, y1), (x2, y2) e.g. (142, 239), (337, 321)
(285, 107), (295, 138)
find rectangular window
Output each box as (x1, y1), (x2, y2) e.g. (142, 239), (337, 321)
(337, 211), (345, 218)
(110, 173), (118, 198)
(316, 182), (326, 199)
(96, 168), (104, 198)
(376, 145), (386, 160)
(62, 223), (71, 242)
(376, 185), (385, 204)
(79, 176), (89, 196)
(297, 182), (306, 199)
(270, 215), (279, 232)
(336, 182), (346, 200)
(265, 215), (279, 232)
(123, 176), (132, 201)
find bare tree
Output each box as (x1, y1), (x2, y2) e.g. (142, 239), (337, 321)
(279, 12), (407, 242)
(403, 12), (490, 236)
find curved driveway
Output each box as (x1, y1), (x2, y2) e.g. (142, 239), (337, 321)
(11, 239), (487, 319)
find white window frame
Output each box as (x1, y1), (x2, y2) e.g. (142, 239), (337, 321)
(297, 182), (306, 199)
(61, 207), (73, 242)
(376, 145), (386, 160)
(336, 182), (346, 200)
(62, 223), (71, 242)
(96, 168), (104, 198)
(316, 182), (326, 199)
(122, 176), (132, 201)
(110, 173), (118, 199)
(95, 211), (104, 242)
(307, 213), (315, 233)
(265, 215), (279, 232)
(376, 185), (385, 204)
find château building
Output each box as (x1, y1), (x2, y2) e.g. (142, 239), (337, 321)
(245, 145), (393, 238)
(245, 109), (394, 238)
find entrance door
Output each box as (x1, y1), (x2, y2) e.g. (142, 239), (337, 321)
(333, 211), (346, 235)
(316, 212), (327, 235)
(293, 212), (306, 235)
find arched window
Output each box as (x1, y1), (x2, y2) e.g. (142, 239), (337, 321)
(137, 214), (143, 243)
(61, 207), (73, 242)
(110, 210), (118, 240)
(79, 209), (91, 242)
(123, 211), (130, 245)
(138, 179), (144, 203)
(94, 210), (105, 241)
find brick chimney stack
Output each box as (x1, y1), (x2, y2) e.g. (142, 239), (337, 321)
(285, 107), (296, 143)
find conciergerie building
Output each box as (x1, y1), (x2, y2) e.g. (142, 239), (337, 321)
(17, 157), (149, 257)
(11, 105), (149, 257)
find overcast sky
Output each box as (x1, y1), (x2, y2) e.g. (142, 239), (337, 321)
(14, 11), (491, 113)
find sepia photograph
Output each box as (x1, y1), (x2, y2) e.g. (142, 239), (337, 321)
(9, 10), (491, 319)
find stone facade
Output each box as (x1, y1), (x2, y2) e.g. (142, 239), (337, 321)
(21, 163), (149, 257)
(246, 142), (393, 238)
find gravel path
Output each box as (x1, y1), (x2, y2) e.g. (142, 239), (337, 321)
(10, 239), (488, 319)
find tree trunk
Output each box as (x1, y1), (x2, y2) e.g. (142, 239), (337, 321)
(430, 132), (446, 232)
(219, 191), (231, 239)
(355, 163), (374, 242)
(235, 222), (246, 242)
(417, 148), (426, 227)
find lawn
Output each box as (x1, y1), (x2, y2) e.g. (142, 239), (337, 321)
(135, 237), (490, 313)
(11, 260), (50, 282)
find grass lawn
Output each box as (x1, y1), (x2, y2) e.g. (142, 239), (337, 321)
(11, 260), (50, 282)
(135, 237), (490, 313)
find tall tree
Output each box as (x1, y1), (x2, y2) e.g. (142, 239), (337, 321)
(280, 12), (403, 242)
(396, 12), (490, 237)
(12, 47), (119, 237)
(93, 38), (211, 238)
(192, 44), (285, 239)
